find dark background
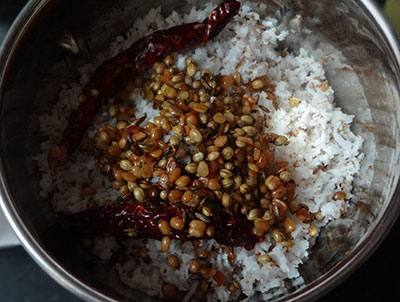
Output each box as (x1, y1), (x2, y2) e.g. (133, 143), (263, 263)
(0, 0), (397, 301)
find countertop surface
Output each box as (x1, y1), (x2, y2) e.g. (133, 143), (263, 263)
(0, 0), (399, 301)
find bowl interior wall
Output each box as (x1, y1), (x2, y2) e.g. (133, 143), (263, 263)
(1, 0), (399, 301)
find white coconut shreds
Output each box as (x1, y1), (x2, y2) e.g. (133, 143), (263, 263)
(33, 1), (366, 301)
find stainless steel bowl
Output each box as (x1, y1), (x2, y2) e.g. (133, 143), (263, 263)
(1, 0), (400, 301)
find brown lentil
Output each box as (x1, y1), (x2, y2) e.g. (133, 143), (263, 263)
(192, 80), (201, 89)
(279, 170), (292, 182)
(265, 175), (281, 191)
(289, 200), (298, 213)
(197, 250), (210, 259)
(190, 128), (203, 143)
(284, 217), (296, 233)
(193, 103), (208, 113)
(281, 240), (295, 248)
(172, 125), (183, 137)
(99, 131), (110, 144)
(213, 112), (226, 124)
(222, 146), (234, 160)
(165, 86), (177, 98)
(119, 159), (133, 171)
(187, 63), (197, 76)
(251, 79), (264, 89)
(248, 163), (260, 173)
(190, 259), (200, 273)
(199, 93), (210, 103)
(232, 71), (242, 84)
(121, 172), (135, 182)
(247, 208), (262, 221)
(228, 283), (238, 293)
(184, 163), (198, 174)
(150, 127), (162, 140)
(233, 176), (242, 190)
(159, 189), (168, 200)
(181, 190), (194, 204)
(200, 266), (217, 279)
(207, 151), (220, 161)
(170, 216), (184, 231)
(168, 190), (183, 203)
(161, 236), (171, 252)
(169, 167), (181, 183)
(260, 198), (271, 209)
(158, 219), (172, 235)
(221, 178), (234, 189)
(271, 184), (287, 199)
(239, 183), (250, 194)
(315, 211), (324, 221)
(219, 168), (233, 179)
(119, 185), (129, 196)
(272, 228), (284, 243)
(309, 224), (318, 237)
(257, 254), (272, 264)
(116, 121), (128, 130)
(240, 115), (254, 125)
(197, 161), (209, 177)
(224, 111), (234, 122)
(108, 105), (118, 117)
(214, 135), (228, 147)
(206, 225), (215, 237)
(333, 191), (346, 200)
(189, 220), (206, 237)
(254, 218), (270, 232)
(167, 254), (180, 269)
(274, 135), (289, 146)
(272, 199), (288, 217)
(202, 206), (213, 217)
(235, 139), (246, 148)
(221, 193), (232, 208)
(242, 126), (258, 137)
(213, 270), (225, 286)
(112, 180), (122, 190)
(169, 135), (180, 146)
(133, 187), (146, 203)
(192, 152), (205, 163)
(175, 175), (191, 187)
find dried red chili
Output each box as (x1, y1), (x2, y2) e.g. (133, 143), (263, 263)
(48, 0), (240, 168)
(64, 202), (259, 250)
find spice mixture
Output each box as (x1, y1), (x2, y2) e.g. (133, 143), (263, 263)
(34, 0), (365, 301)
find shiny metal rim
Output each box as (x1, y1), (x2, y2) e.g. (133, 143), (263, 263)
(0, 1), (399, 302)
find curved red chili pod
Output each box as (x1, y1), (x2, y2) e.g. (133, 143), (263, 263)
(48, 0), (240, 168)
(203, 0), (241, 44)
(63, 202), (259, 249)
